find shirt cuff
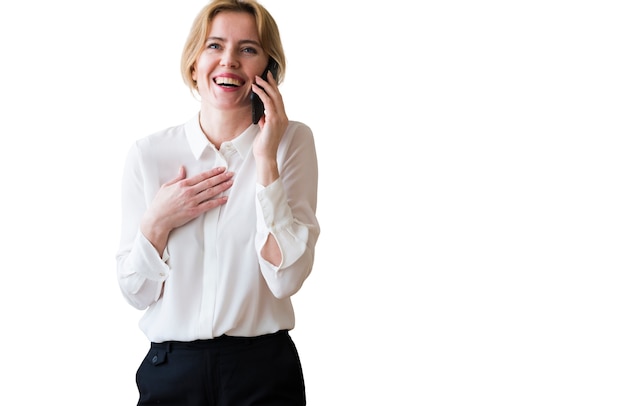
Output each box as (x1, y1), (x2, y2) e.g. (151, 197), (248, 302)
(256, 180), (292, 231)
(255, 180), (308, 269)
(128, 231), (170, 282)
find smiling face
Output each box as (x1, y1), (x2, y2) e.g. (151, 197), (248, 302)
(192, 11), (268, 112)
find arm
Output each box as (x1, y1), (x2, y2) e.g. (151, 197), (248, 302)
(254, 123), (320, 299)
(252, 72), (320, 298)
(115, 143), (234, 309)
(116, 144), (169, 310)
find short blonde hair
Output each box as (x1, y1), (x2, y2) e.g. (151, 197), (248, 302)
(181, 0), (286, 92)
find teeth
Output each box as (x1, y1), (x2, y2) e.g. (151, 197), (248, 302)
(215, 77), (242, 86)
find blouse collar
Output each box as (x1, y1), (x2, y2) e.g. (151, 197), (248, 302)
(184, 112), (258, 160)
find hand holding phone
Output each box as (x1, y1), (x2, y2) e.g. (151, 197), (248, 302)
(251, 58), (279, 124)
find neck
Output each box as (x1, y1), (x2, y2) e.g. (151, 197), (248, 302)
(198, 105), (253, 149)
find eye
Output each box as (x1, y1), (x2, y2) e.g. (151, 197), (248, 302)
(242, 47), (258, 54)
(206, 42), (221, 50)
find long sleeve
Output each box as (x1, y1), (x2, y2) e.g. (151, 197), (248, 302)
(115, 117), (320, 342)
(116, 143), (169, 310)
(254, 122), (320, 299)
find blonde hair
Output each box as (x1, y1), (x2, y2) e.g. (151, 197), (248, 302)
(181, 0), (286, 92)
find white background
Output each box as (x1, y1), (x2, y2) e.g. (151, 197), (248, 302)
(1, 1), (625, 405)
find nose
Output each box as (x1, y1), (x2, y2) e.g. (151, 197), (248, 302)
(220, 48), (240, 68)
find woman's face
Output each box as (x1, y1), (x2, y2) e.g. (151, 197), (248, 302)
(193, 11), (268, 111)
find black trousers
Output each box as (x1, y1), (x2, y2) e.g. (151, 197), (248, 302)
(136, 330), (306, 406)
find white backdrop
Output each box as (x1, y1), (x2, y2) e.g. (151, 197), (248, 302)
(0, 1), (624, 404)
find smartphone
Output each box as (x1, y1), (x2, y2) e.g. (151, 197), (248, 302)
(251, 58), (279, 124)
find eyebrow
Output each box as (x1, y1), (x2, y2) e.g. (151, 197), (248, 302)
(205, 37), (262, 47)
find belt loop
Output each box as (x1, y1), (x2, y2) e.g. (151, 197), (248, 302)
(166, 342), (171, 353)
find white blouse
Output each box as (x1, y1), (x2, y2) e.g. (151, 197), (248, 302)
(116, 114), (320, 343)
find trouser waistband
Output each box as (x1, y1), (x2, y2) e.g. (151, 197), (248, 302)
(150, 329), (288, 352)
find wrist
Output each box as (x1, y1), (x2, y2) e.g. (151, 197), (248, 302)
(140, 214), (171, 255)
(255, 158), (279, 186)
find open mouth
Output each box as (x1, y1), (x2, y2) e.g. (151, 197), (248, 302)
(214, 77), (243, 88)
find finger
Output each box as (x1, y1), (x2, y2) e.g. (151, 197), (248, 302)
(183, 166), (228, 187)
(266, 69), (277, 85)
(252, 82), (275, 117)
(254, 77), (284, 112)
(189, 172), (234, 200)
(253, 75), (276, 97)
(197, 178), (233, 202)
(197, 195), (229, 212)
(198, 170), (234, 190)
(254, 73), (269, 87)
(251, 82), (269, 103)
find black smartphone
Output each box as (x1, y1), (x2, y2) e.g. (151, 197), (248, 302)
(251, 58), (279, 124)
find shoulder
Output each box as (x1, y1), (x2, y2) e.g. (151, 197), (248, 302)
(284, 120), (315, 143)
(135, 122), (186, 150)
(278, 121), (317, 160)
(124, 122), (188, 168)
(286, 120), (312, 134)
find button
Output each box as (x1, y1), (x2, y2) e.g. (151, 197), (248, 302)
(152, 355), (158, 364)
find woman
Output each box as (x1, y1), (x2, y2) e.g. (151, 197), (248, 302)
(116, 1), (319, 404)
